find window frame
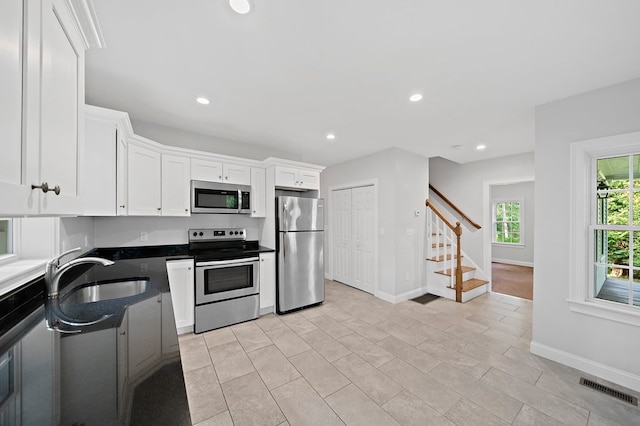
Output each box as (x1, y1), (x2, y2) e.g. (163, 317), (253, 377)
(491, 199), (524, 246)
(569, 132), (640, 326)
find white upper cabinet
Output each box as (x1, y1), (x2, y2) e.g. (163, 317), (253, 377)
(191, 158), (223, 182)
(274, 166), (320, 190)
(0, 0), (101, 216)
(191, 158), (251, 186)
(38, 0), (85, 215)
(161, 154), (190, 216)
(0, 0), (33, 215)
(222, 164), (251, 185)
(127, 143), (162, 216)
(84, 105), (130, 216)
(250, 168), (266, 218)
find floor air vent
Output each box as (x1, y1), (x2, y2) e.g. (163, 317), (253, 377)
(579, 377), (638, 406)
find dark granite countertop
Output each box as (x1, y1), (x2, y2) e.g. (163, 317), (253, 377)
(0, 244), (193, 425)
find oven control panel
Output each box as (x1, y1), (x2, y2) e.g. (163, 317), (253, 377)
(189, 228), (247, 242)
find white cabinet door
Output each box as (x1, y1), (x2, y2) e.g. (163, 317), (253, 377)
(0, 0), (36, 215)
(161, 154), (190, 216)
(117, 309), (128, 415)
(38, 0), (85, 215)
(127, 143), (161, 216)
(251, 167), (266, 218)
(298, 170), (320, 190)
(191, 158), (222, 182)
(274, 166), (299, 188)
(223, 164), (251, 185)
(259, 252), (276, 312)
(166, 259), (195, 333)
(116, 130), (128, 215)
(84, 118), (117, 215)
(127, 295), (162, 380)
(161, 292), (180, 354)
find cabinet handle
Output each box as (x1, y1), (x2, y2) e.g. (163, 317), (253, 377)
(120, 331), (126, 336)
(157, 207), (161, 211)
(225, 176), (228, 180)
(187, 267), (192, 270)
(120, 205), (125, 208)
(31, 182), (60, 195)
(218, 175), (222, 180)
(185, 208), (188, 212)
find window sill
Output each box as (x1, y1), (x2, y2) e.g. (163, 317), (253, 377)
(568, 298), (640, 327)
(0, 259), (48, 297)
(491, 242), (525, 248)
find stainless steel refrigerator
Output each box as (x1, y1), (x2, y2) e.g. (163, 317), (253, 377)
(276, 196), (324, 314)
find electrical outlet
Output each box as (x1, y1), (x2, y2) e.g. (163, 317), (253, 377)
(140, 232), (148, 241)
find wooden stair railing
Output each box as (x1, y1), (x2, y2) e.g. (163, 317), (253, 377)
(426, 199), (464, 302)
(429, 184), (481, 230)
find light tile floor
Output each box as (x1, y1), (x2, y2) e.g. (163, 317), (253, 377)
(178, 280), (640, 426)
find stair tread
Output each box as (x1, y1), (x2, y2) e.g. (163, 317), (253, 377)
(431, 242), (452, 248)
(435, 266), (475, 276)
(447, 278), (489, 292)
(428, 254), (463, 262)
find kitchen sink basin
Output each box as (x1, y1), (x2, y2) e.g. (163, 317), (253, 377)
(63, 278), (150, 304)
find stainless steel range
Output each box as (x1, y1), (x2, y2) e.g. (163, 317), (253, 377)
(189, 228), (260, 333)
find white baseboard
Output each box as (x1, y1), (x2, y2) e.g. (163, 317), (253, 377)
(375, 287), (428, 304)
(530, 341), (640, 392)
(492, 258), (534, 268)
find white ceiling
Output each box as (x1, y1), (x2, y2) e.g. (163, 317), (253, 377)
(85, 0), (640, 166)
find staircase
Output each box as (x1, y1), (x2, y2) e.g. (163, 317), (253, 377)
(425, 196), (489, 303)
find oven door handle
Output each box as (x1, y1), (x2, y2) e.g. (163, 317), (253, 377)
(196, 257), (259, 267)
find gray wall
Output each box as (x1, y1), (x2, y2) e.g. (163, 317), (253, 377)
(490, 181), (535, 266)
(533, 77), (640, 389)
(320, 148), (429, 300)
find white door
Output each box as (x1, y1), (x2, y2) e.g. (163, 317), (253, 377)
(351, 186), (375, 293)
(332, 185), (375, 293)
(332, 188), (352, 286)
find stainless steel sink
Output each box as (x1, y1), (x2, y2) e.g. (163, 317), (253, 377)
(63, 278), (150, 304)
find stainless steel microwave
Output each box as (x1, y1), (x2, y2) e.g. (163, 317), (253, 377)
(191, 180), (251, 214)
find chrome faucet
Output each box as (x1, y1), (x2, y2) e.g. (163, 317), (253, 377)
(45, 247), (115, 298)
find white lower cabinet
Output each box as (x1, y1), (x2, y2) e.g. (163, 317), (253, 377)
(166, 259), (195, 334)
(259, 252), (276, 312)
(161, 155), (191, 216)
(127, 294), (162, 379)
(162, 292), (180, 354)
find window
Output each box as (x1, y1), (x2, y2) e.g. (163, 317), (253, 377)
(492, 201), (522, 244)
(0, 219), (12, 257)
(592, 154), (640, 307)
(569, 132), (640, 326)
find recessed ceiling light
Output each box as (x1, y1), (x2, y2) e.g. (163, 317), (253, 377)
(409, 93), (423, 102)
(326, 133), (336, 140)
(196, 97), (210, 105)
(229, 0), (251, 14)
(476, 144), (486, 150)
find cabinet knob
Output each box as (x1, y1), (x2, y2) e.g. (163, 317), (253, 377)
(225, 176), (229, 180)
(157, 207), (161, 211)
(187, 267), (192, 270)
(185, 208), (188, 212)
(31, 182), (61, 195)
(219, 175), (222, 179)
